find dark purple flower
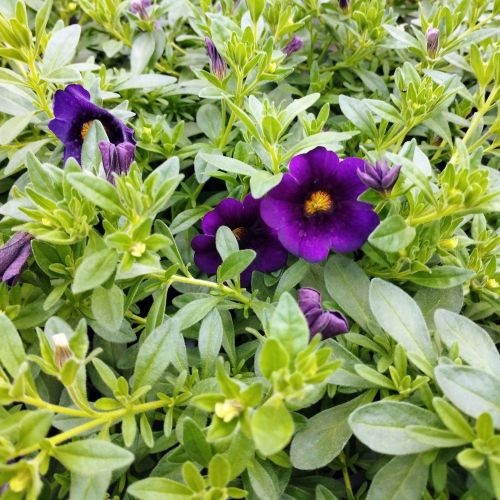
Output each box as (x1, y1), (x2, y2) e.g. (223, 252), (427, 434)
(298, 287), (349, 338)
(191, 195), (288, 287)
(283, 36), (303, 57)
(358, 159), (401, 194)
(260, 147), (379, 263)
(98, 141), (135, 184)
(0, 232), (33, 286)
(338, 0), (349, 13)
(130, 0), (151, 18)
(205, 37), (227, 80)
(426, 27), (439, 58)
(48, 84), (135, 165)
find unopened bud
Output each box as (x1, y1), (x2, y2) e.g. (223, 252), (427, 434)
(439, 238), (458, 250)
(486, 278), (499, 289)
(205, 37), (227, 80)
(52, 333), (72, 368)
(215, 399), (244, 423)
(338, 0), (349, 13)
(130, 242), (146, 257)
(426, 27), (439, 58)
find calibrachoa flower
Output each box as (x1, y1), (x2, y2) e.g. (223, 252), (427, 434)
(0, 232), (33, 286)
(283, 36), (303, 57)
(358, 159), (401, 194)
(298, 287), (349, 338)
(426, 26), (439, 58)
(191, 195), (288, 286)
(205, 37), (227, 80)
(48, 84), (135, 164)
(130, 0), (151, 18)
(260, 147), (379, 262)
(98, 141), (136, 184)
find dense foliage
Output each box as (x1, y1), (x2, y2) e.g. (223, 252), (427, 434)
(0, 0), (499, 498)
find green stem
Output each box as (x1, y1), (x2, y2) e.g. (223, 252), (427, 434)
(21, 396), (92, 418)
(14, 400), (166, 458)
(339, 451), (355, 500)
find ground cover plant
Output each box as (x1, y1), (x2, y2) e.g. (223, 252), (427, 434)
(0, 0), (499, 498)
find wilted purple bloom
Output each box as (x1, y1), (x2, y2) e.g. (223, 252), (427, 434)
(426, 27), (439, 58)
(191, 195), (288, 287)
(98, 141), (135, 184)
(205, 37), (227, 80)
(338, 0), (349, 13)
(0, 232), (33, 286)
(358, 159), (401, 194)
(260, 147), (379, 263)
(298, 287), (349, 338)
(48, 85), (135, 165)
(130, 0), (151, 18)
(283, 36), (303, 57)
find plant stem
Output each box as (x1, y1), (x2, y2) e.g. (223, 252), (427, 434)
(340, 451), (355, 500)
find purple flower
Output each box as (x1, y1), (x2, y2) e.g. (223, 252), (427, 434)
(298, 288), (349, 338)
(426, 27), (439, 58)
(191, 195), (288, 287)
(48, 84), (135, 165)
(130, 0), (151, 18)
(0, 232), (33, 286)
(205, 37), (227, 80)
(260, 147), (379, 263)
(283, 36), (303, 57)
(98, 141), (135, 184)
(358, 159), (401, 194)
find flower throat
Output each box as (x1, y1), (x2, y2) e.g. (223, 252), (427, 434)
(304, 190), (334, 216)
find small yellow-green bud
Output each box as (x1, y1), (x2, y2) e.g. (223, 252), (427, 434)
(130, 242), (146, 257)
(439, 238), (458, 250)
(214, 399), (244, 423)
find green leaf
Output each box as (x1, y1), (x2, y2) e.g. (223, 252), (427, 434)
(244, 458), (280, 500)
(17, 410), (53, 448)
(182, 418), (212, 467)
(128, 478), (191, 500)
(413, 286), (463, 329)
(174, 296), (221, 331)
(215, 226), (239, 261)
(91, 285), (124, 332)
(218, 249), (256, 282)
(208, 454), (230, 488)
(349, 401), (441, 455)
(251, 396), (294, 456)
(0, 313), (26, 378)
(366, 455), (429, 500)
(407, 266), (475, 289)
(72, 248), (117, 294)
(198, 309), (223, 377)
(435, 365), (500, 429)
(250, 170), (283, 198)
(131, 32), (155, 74)
(369, 279), (436, 374)
(67, 173), (124, 215)
(273, 259), (309, 301)
(269, 292), (309, 359)
(434, 309), (500, 378)
(81, 120), (108, 173)
(259, 338), (289, 379)
(196, 104), (222, 139)
(291, 391), (375, 470)
(368, 215), (416, 252)
(324, 255), (374, 331)
(70, 473), (112, 500)
(133, 319), (177, 391)
(405, 425), (469, 447)
(53, 439), (134, 475)
(41, 25), (81, 75)
(0, 112), (33, 145)
(338, 95), (377, 138)
(200, 152), (258, 176)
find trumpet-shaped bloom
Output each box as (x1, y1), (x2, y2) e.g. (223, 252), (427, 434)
(48, 84), (135, 164)
(191, 195), (287, 286)
(260, 147), (379, 263)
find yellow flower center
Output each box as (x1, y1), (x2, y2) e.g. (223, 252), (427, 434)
(232, 227), (246, 241)
(80, 120), (94, 140)
(215, 399), (244, 423)
(304, 190), (334, 216)
(130, 242), (146, 257)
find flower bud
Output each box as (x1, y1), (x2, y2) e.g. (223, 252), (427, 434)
(338, 0), (349, 13)
(282, 36), (303, 57)
(130, 0), (151, 19)
(205, 37), (227, 80)
(439, 238), (458, 250)
(215, 399), (244, 422)
(426, 27), (439, 58)
(52, 333), (73, 368)
(358, 160), (401, 194)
